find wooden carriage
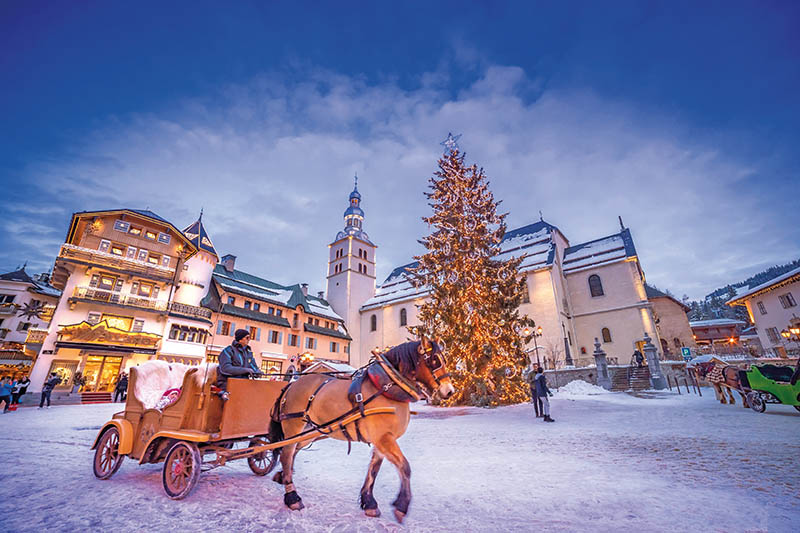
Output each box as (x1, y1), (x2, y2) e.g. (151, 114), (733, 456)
(91, 362), (395, 499)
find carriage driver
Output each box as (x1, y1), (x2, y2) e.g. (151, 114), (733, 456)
(215, 329), (262, 401)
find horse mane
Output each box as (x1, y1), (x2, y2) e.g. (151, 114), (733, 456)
(382, 341), (421, 376)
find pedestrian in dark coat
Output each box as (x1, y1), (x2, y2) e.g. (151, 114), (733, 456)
(534, 368), (555, 422)
(216, 329), (261, 401)
(11, 376), (30, 405)
(114, 373), (128, 402)
(527, 366), (543, 417)
(634, 350), (644, 368)
(39, 372), (61, 408)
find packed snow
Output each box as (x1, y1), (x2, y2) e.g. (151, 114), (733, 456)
(1, 390), (798, 532)
(553, 379), (612, 397)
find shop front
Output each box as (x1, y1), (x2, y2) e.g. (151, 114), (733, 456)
(81, 354), (124, 392)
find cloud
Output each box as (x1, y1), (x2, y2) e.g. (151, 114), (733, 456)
(3, 65), (797, 298)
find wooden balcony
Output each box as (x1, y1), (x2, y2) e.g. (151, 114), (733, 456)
(71, 286), (168, 312)
(56, 244), (175, 285)
(0, 303), (16, 316)
(25, 328), (48, 345)
(169, 301), (213, 320)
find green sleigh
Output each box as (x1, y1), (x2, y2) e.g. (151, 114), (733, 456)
(738, 364), (800, 414)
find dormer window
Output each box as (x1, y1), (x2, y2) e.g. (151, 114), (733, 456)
(128, 226), (142, 236)
(145, 230), (157, 241)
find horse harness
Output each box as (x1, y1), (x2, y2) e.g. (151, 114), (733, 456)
(273, 353), (423, 453)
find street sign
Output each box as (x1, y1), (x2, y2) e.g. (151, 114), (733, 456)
(681, 347), (692, 360)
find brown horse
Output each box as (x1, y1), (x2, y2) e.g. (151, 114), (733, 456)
(269, 337), (454, 523)
(692, 361), (749, 408)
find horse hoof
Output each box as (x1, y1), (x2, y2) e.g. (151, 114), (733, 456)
(289, 501), (305, 511)
(393, 510), (406, 523)
(365, 508), (381, 518)
(272, 471), (283, 484)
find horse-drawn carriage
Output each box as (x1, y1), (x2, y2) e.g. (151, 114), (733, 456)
(739, 364), (800, 414)
(91, 361), (395, 499)
(91, 337), (454, 521)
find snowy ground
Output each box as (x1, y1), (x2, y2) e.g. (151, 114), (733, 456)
(1, 386), (798, 532)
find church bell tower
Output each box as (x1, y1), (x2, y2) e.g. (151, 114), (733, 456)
(326, 176), (376, 366)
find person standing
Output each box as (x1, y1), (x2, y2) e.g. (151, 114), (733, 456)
(526, 365), (543, 417)
(11, 376), (30, 405)
(534, 367), (555, 422)
(39, 372), (62, 409)
(0, 377), (14, 413)
(634, 349), (644, 368)
(114, 373), (128, 402)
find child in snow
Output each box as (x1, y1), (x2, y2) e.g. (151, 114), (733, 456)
(534, 368), (554, 422)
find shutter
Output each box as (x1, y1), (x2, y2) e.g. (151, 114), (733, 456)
(132, 319), (144, 333)
(126, 247), (137, 259)
(89, 274), (100, 288)
(113, 279), (123, 292)
(230, 322), (235, 335)
(130, 281), (139, 294)
(152, 286), (160, 298)
(87, 312), (101, 325)
(161, 255), (171, 267)
(99, 240), (111, 252)
(256, 328), (261, 341)
(277, 332), (282, 344)
(217, 321), (223, 334)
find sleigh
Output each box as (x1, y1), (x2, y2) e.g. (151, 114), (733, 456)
(738, 364), (800, 414)
(91, 361), (395, 499)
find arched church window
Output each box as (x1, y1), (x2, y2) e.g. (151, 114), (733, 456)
(601, 327), (612, 343)
(588, 274), (604, 297)
(400, 308), (407, 326)
(673, 337), (681, 348)
(370, 314), (377, 332)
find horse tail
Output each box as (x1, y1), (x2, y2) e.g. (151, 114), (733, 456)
(268, 383), (289, 454)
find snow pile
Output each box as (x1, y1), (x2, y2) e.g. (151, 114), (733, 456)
(553, 379), (611, 398)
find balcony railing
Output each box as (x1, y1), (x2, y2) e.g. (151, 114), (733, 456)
(169, 301), (213, 319)
(0, 303), (16, 315)
(25, 328), (48, 344)
(72, 286), (168, 311)
(59, 244), (175, 278)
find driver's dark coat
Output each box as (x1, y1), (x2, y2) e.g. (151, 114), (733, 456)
(216, 341), (259, 389)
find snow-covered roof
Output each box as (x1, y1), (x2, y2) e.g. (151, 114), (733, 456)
(305, 361), (356, 374)
(562, 228), (637, 274)
(363, 220), (559, 310)
(726, 265), (800, 305)
(689, 318), (746, 328)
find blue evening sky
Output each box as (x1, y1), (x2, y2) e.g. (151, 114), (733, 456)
(1, 1), (798, 299)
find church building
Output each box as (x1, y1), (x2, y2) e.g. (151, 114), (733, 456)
(326, 181), (664, 369)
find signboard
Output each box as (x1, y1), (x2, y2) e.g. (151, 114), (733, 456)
(681, 347), (692, 361)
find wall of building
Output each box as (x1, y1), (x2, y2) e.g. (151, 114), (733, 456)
(0, 281), (57, 344)
(651, 297), (696, 358)
(743, 279), (800, 355)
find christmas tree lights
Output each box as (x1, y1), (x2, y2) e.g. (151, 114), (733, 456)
(412, 139), (533, 406)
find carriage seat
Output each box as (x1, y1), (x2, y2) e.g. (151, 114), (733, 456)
(132, 360), (218, 410)
(756, 364), (794, 383)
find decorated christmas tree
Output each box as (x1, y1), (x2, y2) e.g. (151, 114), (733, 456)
(412, 134), (533, 407)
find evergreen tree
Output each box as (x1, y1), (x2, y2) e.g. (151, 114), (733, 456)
(412, 137), (532, 407)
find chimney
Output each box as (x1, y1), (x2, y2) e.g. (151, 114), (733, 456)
(221, 254), (236, 273)
(301, 283), (308, 297)
(317, 291), (324, 299)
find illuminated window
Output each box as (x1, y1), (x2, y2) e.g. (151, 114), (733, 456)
(99, 275), (116, 291)
(588, 275), (604, 297)
(145, 230), (157, 240)
(250, 326), (260, 340)
(87, 311), (102, 325)
(128, 226), (142, 236)
(601, 327), (612, 343)
(261, 359), (282, 375)
(126, 246), (137, 259)
(137, 249), (148, 262)
(99, 240), (111, 253)
(147, 253), (161, 265)
(132, 319), (144, 332)
(113, 220), (130, 232)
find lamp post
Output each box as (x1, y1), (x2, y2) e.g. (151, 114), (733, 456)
(522, 325), (543, 368)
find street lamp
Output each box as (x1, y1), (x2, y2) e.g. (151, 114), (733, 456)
(522, 324), (543, 368)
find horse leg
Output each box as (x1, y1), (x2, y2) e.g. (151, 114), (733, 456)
(715, 384), (726, 404)
(739, 390), (749, 408)
(727, 387), (736, 405)
(278, 442), (304, 510)
(360, 448), (384, 517)
(374, 434), (411, 523)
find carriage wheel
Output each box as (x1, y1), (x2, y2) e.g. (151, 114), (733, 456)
(93, 427), (124, 480)
(162, 441), (202, 499)
(747, 392), (766, 413)
(247, 438), (278, 476)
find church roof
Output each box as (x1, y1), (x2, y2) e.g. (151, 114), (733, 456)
(183, 216), (218, 258)
(206, 265), (345, 323)
(362, 220), (561, 310)
(645, 284), (689, 311)
(562, 228), (637, 274)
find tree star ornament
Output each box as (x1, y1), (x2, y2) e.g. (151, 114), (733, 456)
(440, 132), (462, 155)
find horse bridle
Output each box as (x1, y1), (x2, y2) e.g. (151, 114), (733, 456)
(419, 344), (450, 386)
